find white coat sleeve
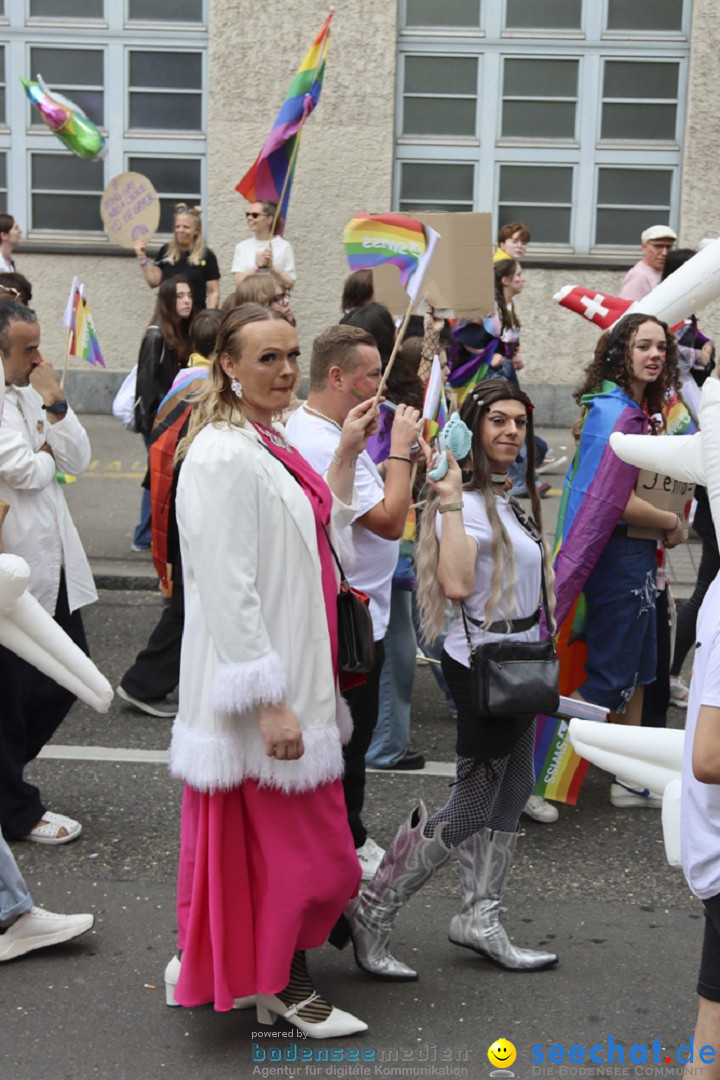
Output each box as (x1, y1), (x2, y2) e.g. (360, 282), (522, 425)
(178, 440), (287, 715)
(44, 408), (92, 476)
(0, 404), (56, 490)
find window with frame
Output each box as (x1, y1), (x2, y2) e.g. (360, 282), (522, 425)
(0, 5), (207, 240)
(396, 0), (689, 253)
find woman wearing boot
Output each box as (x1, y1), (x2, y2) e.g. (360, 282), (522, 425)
(335, 379), (558, 979)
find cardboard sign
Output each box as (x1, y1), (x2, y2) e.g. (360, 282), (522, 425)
(372, 211), (493, 319)
(100, 172), (160, 249)
(627, 468), (693, 541)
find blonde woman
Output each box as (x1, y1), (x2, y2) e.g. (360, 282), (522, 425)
(334, 380), (559, 978)
(134, 203), (220, 309)
(167, 303), (375, 1037)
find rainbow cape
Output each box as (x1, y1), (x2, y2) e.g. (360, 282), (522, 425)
(532, 381), (650, 804)
(343, 213), (439, 304)
(235, 10), (332, 220)
(63, 277), (105, 368)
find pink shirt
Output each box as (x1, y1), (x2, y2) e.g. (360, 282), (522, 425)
(619, 260), (661, 301)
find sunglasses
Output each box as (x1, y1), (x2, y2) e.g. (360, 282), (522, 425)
(246, 212), (269, 220)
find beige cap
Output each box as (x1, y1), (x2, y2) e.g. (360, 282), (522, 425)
(641, 224), (678, 243)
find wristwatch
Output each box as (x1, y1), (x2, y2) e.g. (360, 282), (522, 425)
(42, 400), (69, 416)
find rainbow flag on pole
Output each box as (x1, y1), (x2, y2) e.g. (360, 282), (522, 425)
(235, 10), (333, 220)
(63, 277), (105, 367)
(421, 354), (448, 442)
(343, 212), (439, 304)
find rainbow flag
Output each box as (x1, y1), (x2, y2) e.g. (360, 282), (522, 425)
(532, 714), (590, 805)
(63, 277), (105, 368)
(343, 212), (439, 304)
(421, 354), (448, 442)
(235, 10), (333, 220)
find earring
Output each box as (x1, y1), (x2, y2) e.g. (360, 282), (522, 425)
(230, 378), (243, 400)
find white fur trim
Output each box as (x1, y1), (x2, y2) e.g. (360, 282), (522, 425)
(211, 650), (287, 716)
(169, 718), (344, 794)
(336, 690), (353, 745)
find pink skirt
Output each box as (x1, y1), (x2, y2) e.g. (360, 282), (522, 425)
(174, 778), (360, 1011)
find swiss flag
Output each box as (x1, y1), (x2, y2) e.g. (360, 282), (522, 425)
(554, 285), (633, 329)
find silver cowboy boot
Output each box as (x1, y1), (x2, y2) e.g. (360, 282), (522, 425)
(448, 828), (558, 971)
(334, 802), (451, 981)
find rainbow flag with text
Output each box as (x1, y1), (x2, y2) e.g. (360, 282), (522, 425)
(343, 212), (439, 304)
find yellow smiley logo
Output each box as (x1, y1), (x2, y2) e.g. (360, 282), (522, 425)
(488, 1039), (517, 1069)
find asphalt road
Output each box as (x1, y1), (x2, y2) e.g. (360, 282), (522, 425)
(1, 416), (704, 1080)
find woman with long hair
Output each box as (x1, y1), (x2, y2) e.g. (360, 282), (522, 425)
(167, 303), (374, 1036)
(552, 314), (684, 804)
(134, 203), (220, 310)
(335, 379), (559, 977)
(131, 276), (193, 551)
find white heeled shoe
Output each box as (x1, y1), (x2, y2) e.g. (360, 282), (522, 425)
(163, 954), (255, 1009)
(255, 991), (367, 1039)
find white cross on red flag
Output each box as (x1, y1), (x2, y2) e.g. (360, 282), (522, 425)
(554, 285), (633, 329)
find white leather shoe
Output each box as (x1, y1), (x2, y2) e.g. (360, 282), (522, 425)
(163, 954), (255, 1009)
(523, 795), (559, 823)
(255, 991), (367, 1038)
(0, 906), (93, 961)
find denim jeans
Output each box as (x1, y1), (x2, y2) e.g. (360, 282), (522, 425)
(411, 592), (457, 716)
(366, 590), (417, 768)
(132, 433), (152, 549)
(0, 827), (31, 923)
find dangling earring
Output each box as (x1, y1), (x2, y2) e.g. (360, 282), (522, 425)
(230, 378), (243, 400)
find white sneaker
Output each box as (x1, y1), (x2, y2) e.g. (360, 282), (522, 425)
(669, 676), (689, 707)
(609, 782), (661, 809)
(523, 795), (559, 823)
(357, 836), (385, 881)
(0, 906), (93, 962)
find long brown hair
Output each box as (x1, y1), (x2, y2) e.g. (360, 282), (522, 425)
(576, 313), (680, 417)
(152, 276), (192, 360)
(493, 258), (521, 335)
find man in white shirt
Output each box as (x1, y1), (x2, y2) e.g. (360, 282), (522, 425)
(231, 201), (296, 290)
(286, 324), (421, 879)
(0, 301), (96, 845)
(619, 224), (677, 302)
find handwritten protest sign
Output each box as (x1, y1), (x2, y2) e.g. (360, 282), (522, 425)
(100, 172), (160, 249)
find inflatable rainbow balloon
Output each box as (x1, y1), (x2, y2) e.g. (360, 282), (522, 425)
(22, 74), (106, 161)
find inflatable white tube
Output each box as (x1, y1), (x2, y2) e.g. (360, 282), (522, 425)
(625, 238), (720, 328)
(662, 778), (683, 867)
(568, 719), (683, 793)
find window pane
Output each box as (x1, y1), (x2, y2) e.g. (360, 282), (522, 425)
(129, 91), (202, 131)
(502, 100), (575, 138)
(405, 55), (477, 95)
(598, 168), (672, 205)
(32, 153), (103, 190)
(30, 47), (103, 85)
(30, 0), (103, 15)
(602, 103), (676, 141)
(400, 161), (474, 202)
(0, 153), (6, 187)
(604, 61), (678, 99)
(596, 209), (672, 246)
(607, 0), (683, 32)
(404, 98), (476, 136)
(405, 0), (480, 28)
(504, 58), (578, 96)
(130, 51), (202, 89)
(506, 0), (582, 29)
(500, 165), (572, 201)
(128, 0), (203, 20)
(499, 204), (570, 243)
(33, 194), (100, 230)
(127, 156), (201, 194)
(0, 47), (4, 80)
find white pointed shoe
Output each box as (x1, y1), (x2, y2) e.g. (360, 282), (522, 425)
(163, 954), (255, 1009)
(0, 906), (93, 961)
(255, 991), (367, 1038)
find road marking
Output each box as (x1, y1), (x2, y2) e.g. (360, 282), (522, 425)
(39, 744), (456, 776)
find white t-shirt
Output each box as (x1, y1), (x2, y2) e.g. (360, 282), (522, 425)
(439, 490), (542, 668)
(681, 572), (720, 898)
(230, 235), (297, 279)
(286, 405), (398, 640)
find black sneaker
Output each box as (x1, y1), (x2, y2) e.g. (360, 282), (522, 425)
(116, 685), (177, 718)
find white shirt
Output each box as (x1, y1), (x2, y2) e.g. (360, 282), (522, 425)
(681, 572), (720, 898)
(286, 405), (398, 640)
(230, 235), (297, 279)
(440, 490), (542, 668)
(0, 386), (96, 614)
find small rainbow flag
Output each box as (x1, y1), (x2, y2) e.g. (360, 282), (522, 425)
(421, 354), (448, 442)
(63, 277), (105, 368)
(532, 714), (590, 805)
(343, 212), (439, 304)
(235, 10), (332, 221)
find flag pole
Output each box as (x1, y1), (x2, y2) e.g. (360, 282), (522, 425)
(270, 125), (305, 238)
(371, 296), (414, 408)
(60, 326), (72, 391)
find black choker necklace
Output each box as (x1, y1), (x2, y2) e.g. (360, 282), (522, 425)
(490, 472), (508, 484)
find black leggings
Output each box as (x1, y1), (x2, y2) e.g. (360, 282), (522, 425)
(423, 653), (536, 847)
